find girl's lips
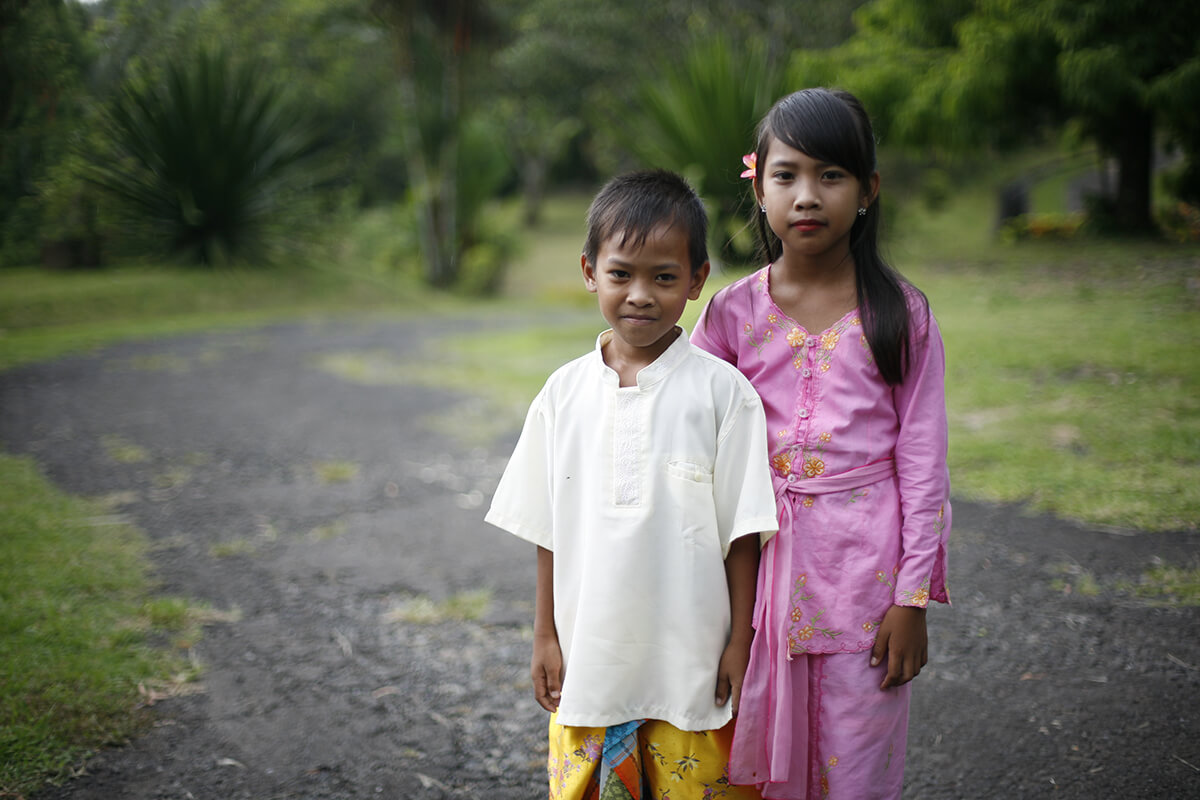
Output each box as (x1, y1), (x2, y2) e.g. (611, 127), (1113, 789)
(791, 220), (825, 231)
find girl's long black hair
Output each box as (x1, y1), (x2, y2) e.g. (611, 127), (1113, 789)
(752, 88), (927, 386)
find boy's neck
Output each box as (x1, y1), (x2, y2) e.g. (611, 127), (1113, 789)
(602, 326), (682, 387)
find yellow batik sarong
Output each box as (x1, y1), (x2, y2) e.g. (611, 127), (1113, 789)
(547, 713), (761, 800)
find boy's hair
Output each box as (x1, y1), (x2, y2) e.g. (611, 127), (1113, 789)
(750, 88), (927, 386)
(583, 169), (709, 275)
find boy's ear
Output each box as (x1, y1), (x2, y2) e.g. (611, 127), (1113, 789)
(688, 261), (711, 301)
(581, 253), (598, 293)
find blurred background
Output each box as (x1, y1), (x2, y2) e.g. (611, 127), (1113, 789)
(4, 0), (1197, 281)
(2, 2), (1199, 796)
(5, 0), (1197, 526)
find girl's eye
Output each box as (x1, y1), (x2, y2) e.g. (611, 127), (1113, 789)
(773, 171), (793, 181)
(823, 170), (845, 180)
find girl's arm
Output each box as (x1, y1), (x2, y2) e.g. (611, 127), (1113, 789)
(870, 605), (928, 689)
(716, 535), (760, 714)
(891, 309), (951, 608)
(872, 306), (950, 689)
(531, 545), (563, 712)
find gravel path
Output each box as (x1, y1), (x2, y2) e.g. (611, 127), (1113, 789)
(1, 316), (1197, 799)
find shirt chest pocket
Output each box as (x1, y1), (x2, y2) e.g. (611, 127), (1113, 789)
(664, 459), (719, 548)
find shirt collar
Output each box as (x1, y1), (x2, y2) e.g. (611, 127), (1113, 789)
(594, 326), (691, 388)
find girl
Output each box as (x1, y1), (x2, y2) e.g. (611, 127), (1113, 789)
(692, 88), (951, 799)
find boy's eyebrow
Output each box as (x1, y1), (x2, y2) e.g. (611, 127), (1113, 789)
(605, 255), (685, 271)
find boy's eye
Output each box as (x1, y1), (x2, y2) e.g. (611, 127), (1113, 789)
(656, 273), (678, 283)
(608, 269), (630, 279)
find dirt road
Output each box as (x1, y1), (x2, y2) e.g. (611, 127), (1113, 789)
(2, 317), (1197, 799)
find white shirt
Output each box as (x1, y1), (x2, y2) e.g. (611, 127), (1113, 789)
(485, 329), (778, 730)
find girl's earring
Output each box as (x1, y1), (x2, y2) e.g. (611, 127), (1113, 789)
(858, 207), (868, 216)
(760, 204), (767, 213)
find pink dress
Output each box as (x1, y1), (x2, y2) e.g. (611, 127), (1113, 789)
(692, 265), (951, 799)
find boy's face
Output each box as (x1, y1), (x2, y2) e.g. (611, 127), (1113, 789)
(582, 224), (709, 363)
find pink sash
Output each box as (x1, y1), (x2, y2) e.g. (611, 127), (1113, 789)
(730, 459), (897, 796)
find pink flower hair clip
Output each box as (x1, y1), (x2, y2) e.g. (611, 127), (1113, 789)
(740, 152), (757, 179)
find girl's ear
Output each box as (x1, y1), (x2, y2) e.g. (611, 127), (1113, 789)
(753, 178), (764, 207)
(581, 253), (599, 293)
(862, 171), (881, 210)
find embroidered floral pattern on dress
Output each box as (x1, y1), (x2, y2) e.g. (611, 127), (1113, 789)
(819, 755), (839, 797)
(898, 577), (931, 608)
(787, 575), (843, 653)
(875, 565), (899, 592)
(742, 322), (775, 355)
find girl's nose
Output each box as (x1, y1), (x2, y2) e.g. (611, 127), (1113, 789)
(793, 178), (820, 209)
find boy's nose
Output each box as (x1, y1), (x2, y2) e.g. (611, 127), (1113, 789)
(627, 280), (655, 305)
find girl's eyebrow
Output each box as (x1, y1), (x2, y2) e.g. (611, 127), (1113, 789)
(768, 156), (839, 170)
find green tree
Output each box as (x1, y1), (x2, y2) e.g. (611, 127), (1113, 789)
(371, 0), (507, 288)
(0, 0), (92, 265)
(806, 0), (1200, 232)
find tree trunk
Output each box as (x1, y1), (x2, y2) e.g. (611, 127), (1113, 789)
(1113, 109), (1155, 233)
(379, 2), (462, 288)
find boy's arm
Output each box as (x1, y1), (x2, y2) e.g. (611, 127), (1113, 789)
(531, 545), (563, 712)
(715, 535), (760, 714)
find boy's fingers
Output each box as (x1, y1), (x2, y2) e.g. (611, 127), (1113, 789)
(715, 674), (730, 706)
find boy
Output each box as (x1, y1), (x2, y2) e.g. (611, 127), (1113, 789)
(486, 170), (778, 798)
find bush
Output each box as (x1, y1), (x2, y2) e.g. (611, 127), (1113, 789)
(86, 47), (332, 266)
(1157, 201), (1200, 242)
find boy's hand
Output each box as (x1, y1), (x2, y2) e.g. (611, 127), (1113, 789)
(531, 632), (564, 712)
(716, 638), (751, 715)
(870, 604), (928, 690)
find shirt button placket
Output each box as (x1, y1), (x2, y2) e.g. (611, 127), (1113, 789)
(796, 340), (817, 433)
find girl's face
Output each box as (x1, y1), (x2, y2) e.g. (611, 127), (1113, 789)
(756, 138), (878, 267)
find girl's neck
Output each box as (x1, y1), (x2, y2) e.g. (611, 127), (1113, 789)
(769, 251), (858, 333)
(774, 244), (856, 286)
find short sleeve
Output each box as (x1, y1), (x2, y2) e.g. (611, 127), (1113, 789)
(484, 389), (554, 549)
(712, 391), (779, 555)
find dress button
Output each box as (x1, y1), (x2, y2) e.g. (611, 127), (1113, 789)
(806, 337), (817, 347)
(787, 474), (797, 483)
(802, 368), (812, 377)
(798, 409), (809, 418)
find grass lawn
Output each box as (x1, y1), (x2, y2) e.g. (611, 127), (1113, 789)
(0, 455), (210, 795)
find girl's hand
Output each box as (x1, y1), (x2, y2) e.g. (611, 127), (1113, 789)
(716, 638), (752, 715)
(870, 604), (928, 690)
(531, 632), (564, 712)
